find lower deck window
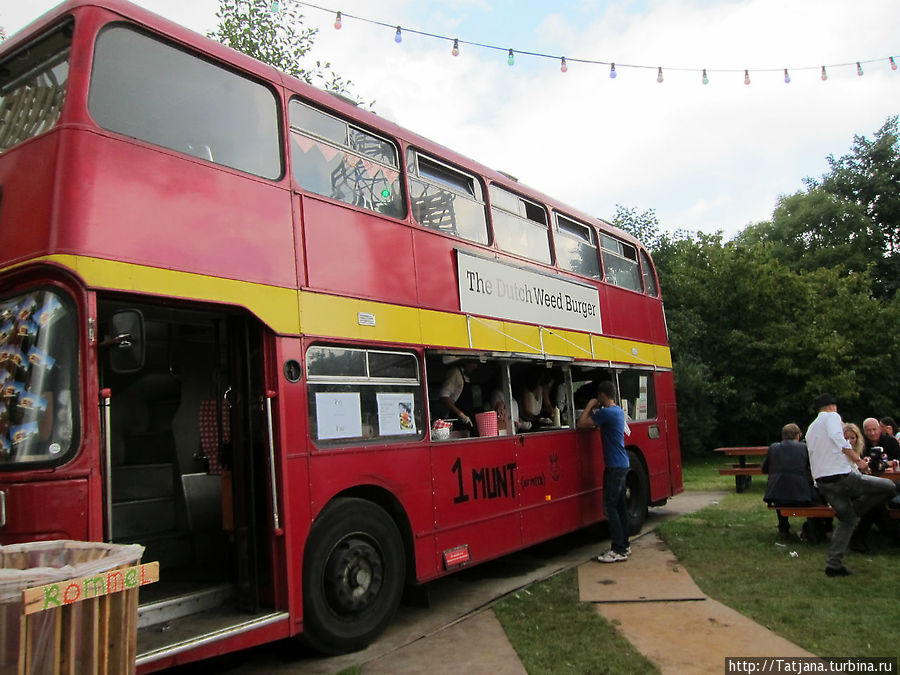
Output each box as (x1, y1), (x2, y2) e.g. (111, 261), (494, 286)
(307, 346), (424, 446)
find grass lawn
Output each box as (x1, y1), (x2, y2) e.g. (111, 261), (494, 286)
(494, 455), (900, 668)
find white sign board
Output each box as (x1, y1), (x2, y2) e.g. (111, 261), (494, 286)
(457, 251), (603, 333)
(377, 393), (417, 436)
(315, 392), (362, 440)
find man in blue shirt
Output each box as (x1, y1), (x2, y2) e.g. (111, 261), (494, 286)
(578, 380), (631, 563)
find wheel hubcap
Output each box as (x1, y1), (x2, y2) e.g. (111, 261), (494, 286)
(324, 536), (384, 614)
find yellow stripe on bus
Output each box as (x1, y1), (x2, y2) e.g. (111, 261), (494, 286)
(38, 254), (302, 334)
(30, 254), (671, 368)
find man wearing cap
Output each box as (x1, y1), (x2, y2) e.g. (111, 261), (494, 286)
(806, 394), (897, 577)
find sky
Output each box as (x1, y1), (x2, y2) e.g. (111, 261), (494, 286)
(3, 0), (899, 238)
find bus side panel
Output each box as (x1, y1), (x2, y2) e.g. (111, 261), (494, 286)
(0, 479), (89, 542)
(55, 131), (297, 290)
(0, 134), (60, 267)
(659, 371), (684, 494)
(518, 431), (597, 545)
(299, 198), (417, 306)
(305, 446), (438, 576)
(411, 229), (468, 313)
(429, 438), (522, 573)
(603, 285), (653, 340)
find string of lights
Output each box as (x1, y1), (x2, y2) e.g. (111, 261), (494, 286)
(268, 0), (898, 85)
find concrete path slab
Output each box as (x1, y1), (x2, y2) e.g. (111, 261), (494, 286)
(584, 532), (815, 674)
(579, 532), (705, 602)
(361, 610), (527, 675)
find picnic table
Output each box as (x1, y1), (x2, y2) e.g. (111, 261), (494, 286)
(714, 446), (769, 492)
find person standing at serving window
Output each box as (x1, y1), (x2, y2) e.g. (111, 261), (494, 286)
(578, 380), (630, 563)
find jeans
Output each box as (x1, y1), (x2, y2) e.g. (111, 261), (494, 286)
(604, 466), (630, 554)
(815, 472), (896, 569)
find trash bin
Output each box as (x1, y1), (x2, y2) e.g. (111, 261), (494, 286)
(0, 540), (151, 675)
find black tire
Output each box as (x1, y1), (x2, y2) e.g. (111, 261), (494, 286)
(302, 498), (406, 654)
(625, 450), (650, 535)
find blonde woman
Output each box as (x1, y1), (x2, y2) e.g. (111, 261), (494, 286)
(843, 423), (865, 466)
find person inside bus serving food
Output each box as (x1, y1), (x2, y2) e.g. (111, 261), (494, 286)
(438, 360), (478, 429)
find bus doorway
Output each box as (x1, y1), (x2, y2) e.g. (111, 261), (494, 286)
(97, 299), (279, 651)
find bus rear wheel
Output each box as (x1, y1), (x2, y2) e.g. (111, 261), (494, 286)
(302, 498), (406, 655)
(625, 450), (650, 535)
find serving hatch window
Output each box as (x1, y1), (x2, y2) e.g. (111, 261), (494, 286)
(0, 20), (72, 153)
(307, 346), (424, 446)
(290, 100), (404, 218)
(0, 289), (79, 467)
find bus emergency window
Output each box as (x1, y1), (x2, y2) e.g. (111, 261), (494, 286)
(0, 21), (71, 153)
(616, 369), (657, 420)
(290, 100), (404, 218)
(555, 214), (601, 280)
(407, 150), (489, 245)
(490, 185), (551, 265)
(640, 249), (659, 297)
(599, 233), (642, 292)
(0, 289), (79, 467)
(307, 346), (424, 446)
(89, 26), (281, 179)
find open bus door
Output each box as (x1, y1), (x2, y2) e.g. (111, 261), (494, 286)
(96, 298), (286, 664)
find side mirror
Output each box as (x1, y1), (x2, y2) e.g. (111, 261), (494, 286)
(107, 310), (145, 373)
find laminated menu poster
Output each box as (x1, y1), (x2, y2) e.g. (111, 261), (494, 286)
(376, 393), (416, 436)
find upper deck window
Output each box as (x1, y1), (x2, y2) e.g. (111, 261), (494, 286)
(0, 289), (80, 468)
(490, 185), (551, 265)
(89, 26), (281, 179)
(0, 21), (71, 153)
(407, 150), (489, 245)
(555, 213), (601, 280)
(640, 249), (659, 297)
(290, 100), (404, 218)
(599, 233), (642, 292)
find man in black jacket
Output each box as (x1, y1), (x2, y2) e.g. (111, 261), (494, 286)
(762, 422), (824, 542)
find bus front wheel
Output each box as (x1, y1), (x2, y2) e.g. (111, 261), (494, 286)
(302, 498), (406, 655)
(625, 450), (650, 535)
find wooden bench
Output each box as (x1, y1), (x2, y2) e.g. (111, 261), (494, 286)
(768, 505), (900, 519)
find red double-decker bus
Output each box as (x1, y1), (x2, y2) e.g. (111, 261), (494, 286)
(0, 1), (681, 669)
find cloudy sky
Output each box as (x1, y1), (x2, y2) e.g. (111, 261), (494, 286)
(4, 0), (899, 238)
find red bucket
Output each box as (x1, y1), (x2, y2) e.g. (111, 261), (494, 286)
(476, 411), (498, 437)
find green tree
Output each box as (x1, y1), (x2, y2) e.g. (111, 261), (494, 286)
(737, 117), (900, 296)
(209, 0), (358, 98)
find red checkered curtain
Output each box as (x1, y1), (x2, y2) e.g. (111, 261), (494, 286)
(199, 399), (230, 474)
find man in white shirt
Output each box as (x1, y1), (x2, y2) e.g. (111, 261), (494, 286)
(806, 394), (896, 577)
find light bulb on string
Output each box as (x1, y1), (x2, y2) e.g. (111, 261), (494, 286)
(609, 63), (616, 79)
(560, 57), (568, 73)
(656, 67), (663, 83)
(507, 49), (515, 66)
(891, 57), (898, 71)
(702, 68), (709, 85)
(744, 69), (750, 85)
(394, 26), (402, 44)
(451, 38), (459, 56)
(334, 11), (342, 30)
(784, 68), (791, 84)
(821, 66), (827, 81)
(857, 62), (864, 77)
